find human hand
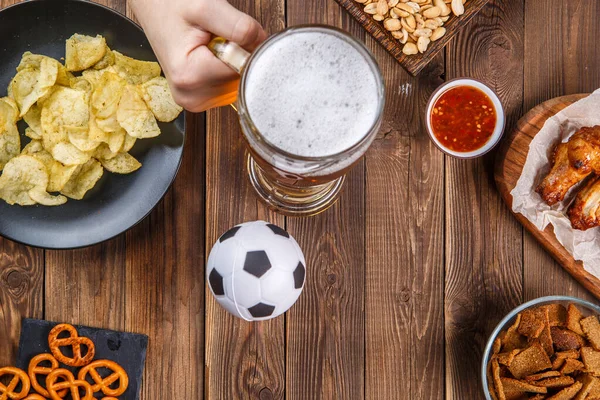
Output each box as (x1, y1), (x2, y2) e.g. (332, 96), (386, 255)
(131, 0), (267, 112)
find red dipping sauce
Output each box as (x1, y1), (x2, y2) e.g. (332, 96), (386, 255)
(430, 86), (497, 153)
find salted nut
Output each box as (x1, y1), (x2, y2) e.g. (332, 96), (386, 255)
(359, 0), (467, 56)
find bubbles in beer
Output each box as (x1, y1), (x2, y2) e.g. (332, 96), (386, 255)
(244, 30), (380, 158)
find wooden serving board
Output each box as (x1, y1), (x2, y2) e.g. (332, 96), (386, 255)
(495, 94), (600, 300)
(334, 0), (491, 76)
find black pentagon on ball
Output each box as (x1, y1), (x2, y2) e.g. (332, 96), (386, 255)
(293, 262), (305, 289)
(266, 223), (290, 238)
(219, 226), (241, 243)
(243, 250), (272, 278)
(208, 269), (225, 296)
(248, 302), (276, 318)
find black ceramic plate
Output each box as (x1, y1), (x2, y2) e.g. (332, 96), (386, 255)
(0, 0), (185, 249)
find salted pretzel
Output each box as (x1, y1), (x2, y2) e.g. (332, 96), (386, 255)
(0, 367), (30, 400)
(23, 395), (46, 400)
(48, 324), (95, 367)
(46, 368), (93, 400)
(78, 359), (128, 397)
(101, 398), (119, 400)
(28, 353), (67, 398)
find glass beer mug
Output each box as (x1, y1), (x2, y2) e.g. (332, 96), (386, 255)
(209, 25), (385, 217)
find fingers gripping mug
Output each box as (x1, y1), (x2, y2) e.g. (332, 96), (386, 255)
(209, 25), (385, 217)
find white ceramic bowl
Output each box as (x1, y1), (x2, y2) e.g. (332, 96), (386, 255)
(425, 78), (506, 159)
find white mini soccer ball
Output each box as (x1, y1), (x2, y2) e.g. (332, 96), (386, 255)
(207, 220), (306, 321)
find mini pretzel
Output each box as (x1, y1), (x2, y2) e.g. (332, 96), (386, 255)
(78, 360), (128, 397)
(102, 398), (119, 400)
(0, 367), (31, 400)
(23, 395), (46, 400)
(48, 324), (95, 367)
(28, 353), (67, 398)
(46, 368), (93, 400)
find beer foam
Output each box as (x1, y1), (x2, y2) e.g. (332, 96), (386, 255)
(244, 30), (380, 158)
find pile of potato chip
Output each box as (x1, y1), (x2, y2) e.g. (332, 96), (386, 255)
(488, 303), (600, 400)
(0, 33), (183, 206)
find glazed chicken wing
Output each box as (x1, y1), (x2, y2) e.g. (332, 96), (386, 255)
(568, 176), (600, 230)
(536, 142), (591, 205)
(567, 126), (600, 174)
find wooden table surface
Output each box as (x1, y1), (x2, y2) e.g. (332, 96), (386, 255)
(1, 0), (599, 398)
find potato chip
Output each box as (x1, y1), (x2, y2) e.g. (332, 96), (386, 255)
(0, 96), (19, 125)
(81, 69), (104, 88)
(51, 142), (91, 165)
(121, 134), (136, 153)
(0, 123), (20, 171)
(93, 46), (115, 70)
(91, 71), (125, 119)
(106, 128), (126, 153)
(65, 34), (107, 72)
(95, 114), (121, 133)
(99, 152), (141, 174)
(93, 143), (118, 160)
(88, 115), (109, 142)
(23, 103), (42, 135)
(29, 188), (67, 206)
(0, 155), (56, 205)
(17, 52), (72, 86)
(0, 97), (21, 170)
(9, 57), (58, 116)
(69, 76), (93, 97)
(68, 127), (100, 152)
(60, 159), (103, 200)
(141, 77), (183, 122)
(42, 86), (89, 128)
(40, 87), (90, 161)
(22, 141), (78, 192)
(117, 85), (160, 138)
(112, 51), (161, 84)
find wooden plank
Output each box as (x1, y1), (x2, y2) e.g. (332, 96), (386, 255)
(284, 2), (366, 399)
(125, 111), (206, 399)
(0, 240), (43, 366)
(203, 1), (286, 398)
(494, 94), (600, 300)
(522, 0), (600, 302)
(444, 0), (525, 397)
(44, 0), (127, 330)
(333, 0), (491, 76)
(364, 50), (445, 400)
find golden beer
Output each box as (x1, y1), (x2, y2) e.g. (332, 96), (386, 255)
(211, 26), (385, 216)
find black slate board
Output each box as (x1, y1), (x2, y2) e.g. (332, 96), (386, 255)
(17, 319), (148, 400)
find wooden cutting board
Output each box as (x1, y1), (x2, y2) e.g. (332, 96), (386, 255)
(494, 94), (600, 300)
(334, 0), (491, 76)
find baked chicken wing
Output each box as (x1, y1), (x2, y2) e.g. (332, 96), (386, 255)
(567, 126), (600, 175)
(568, 176), (600, 230)
(536, 142), (591, 205)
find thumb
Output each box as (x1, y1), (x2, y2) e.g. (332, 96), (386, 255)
(192, 0), (267, 50)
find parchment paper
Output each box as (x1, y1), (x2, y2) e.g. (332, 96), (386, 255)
(511, 89), (600, 275)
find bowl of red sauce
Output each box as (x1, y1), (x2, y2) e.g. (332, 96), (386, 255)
(426, 78), (505, 158)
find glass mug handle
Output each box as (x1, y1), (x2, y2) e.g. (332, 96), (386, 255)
(208, 37), (250, 74)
